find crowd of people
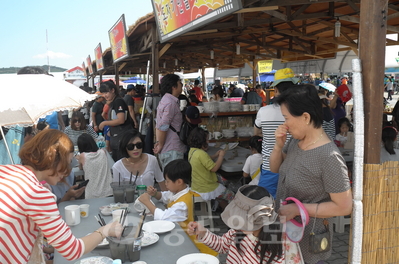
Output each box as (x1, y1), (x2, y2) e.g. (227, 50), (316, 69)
(1, 65), (395, 264)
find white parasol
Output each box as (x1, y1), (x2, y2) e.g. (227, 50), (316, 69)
(0, 74), (96, 163)
(318, 82), (336, 92)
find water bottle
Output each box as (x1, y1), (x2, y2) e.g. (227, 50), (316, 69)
(97, 133), (106, 149)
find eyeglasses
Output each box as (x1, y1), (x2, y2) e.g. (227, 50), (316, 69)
(126, 142), (143, 150)
(72, 119), (81, 123)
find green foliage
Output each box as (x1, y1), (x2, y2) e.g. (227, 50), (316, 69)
(0, 65), (67, 74)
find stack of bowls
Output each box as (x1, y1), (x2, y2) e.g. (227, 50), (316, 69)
(229, 102), (241, 112)
(203, 102), (218, 113)
(222, 129), (235, 138)
(236, 127), (252, 137)
(218, 101), (230, 112)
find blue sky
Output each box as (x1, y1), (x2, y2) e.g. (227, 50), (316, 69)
(0, 0), (154, 70)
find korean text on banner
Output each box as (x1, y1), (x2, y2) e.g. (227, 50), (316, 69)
(258, 60), (273, 73)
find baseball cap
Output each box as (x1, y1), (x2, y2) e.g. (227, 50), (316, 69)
(271, 68), (300, 87)
(185, 106), (202, 124)
(126, 84), (135, 91)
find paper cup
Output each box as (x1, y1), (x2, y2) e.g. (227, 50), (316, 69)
(79, 204), (90, 218)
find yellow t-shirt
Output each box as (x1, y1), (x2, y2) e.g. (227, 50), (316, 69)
(188, 148), (219, 193)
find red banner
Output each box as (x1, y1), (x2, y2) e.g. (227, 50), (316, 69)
(86, 56), (93, 75)
(82, 62), (86, 76)
(108, 14), (130, 63)
(95, 43), (104, 71)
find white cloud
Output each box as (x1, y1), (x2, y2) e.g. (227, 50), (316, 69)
(33, 51), (71, 59)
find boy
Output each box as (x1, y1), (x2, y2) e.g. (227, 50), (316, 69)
(138, 159), (216, 256)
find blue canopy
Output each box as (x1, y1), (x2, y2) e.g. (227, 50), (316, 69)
(256, 70), (276, 82)
(123, 77), (146, 84)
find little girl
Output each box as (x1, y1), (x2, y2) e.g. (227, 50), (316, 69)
(187, 127), (234, 208)
(188, 185), (285, 264)
(335, 117), (354, 148)
(242, 136), (263, 185)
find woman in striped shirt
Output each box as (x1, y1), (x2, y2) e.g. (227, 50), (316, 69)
(64, 111), (98, 146)
(0, 129), (122, 264)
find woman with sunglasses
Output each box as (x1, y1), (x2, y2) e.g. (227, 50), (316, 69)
(112, 131), (167, 191)
(64, 111), (98, 146)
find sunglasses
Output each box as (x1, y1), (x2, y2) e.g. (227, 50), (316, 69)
(126, 142), (143, 150)
(72, 119), (81, 123)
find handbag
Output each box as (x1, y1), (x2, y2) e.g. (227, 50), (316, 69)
(309, 204), (331, 254)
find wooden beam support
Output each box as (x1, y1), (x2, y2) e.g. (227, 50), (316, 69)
(158, 43), (172, 59)
(151, 25), (159, 93)
(359, 0), (388, 164)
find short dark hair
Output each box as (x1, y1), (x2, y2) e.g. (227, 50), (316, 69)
(275, 81), (296, 94)
(194, 80), (200, 85)
(275, 84), (323, 128)
(119, 130), (142, 158)
(164, 159), (191, 184)
(77, 134), (99, 153)
(212, 85), (226, 98)
(338, 117), (352, 130)
(160, 74), (181, 96)
(249, 136), (262, 154)
(187, 127), (208, 149)
(99, 80), (119, 97)
(36, 120), (49, 131)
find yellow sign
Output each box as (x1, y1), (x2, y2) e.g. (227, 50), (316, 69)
(258, 60), (273, 73)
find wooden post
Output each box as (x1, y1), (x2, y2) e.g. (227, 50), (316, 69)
(114, 63), (119, 91)
(152, 25), (159, 93)
(202, 66), (206, 95)
(252, 60), (257, 87)
(358, 0), (388, 164)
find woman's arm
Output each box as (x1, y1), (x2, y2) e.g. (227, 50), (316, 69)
(99, 112), (125, 130)
(269, 124), (288, 173)
(330, 93), (339, 109)
(279, 189), (353, 221)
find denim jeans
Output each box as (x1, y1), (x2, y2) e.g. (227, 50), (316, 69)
(158, 150), (184, 171)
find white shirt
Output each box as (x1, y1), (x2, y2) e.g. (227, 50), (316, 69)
(112, 154), (164, 186)
(154, 187), (190, 222)
(254, 104), (285, 170)
(242, 153), (262, 177)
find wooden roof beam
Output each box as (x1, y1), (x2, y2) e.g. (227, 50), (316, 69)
(290, 5), (311, 20)
(235, 6), (278, 13)
(255, 0), (357, 6)
(337, 12), (399, 33)
(277, 29), (358, 48)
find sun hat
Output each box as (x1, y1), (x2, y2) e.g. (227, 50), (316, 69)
(271, 68), (300, 87)
(185, 106), (202, 124)
(281, 197), (309, 243)
(221, 185), (278, 231)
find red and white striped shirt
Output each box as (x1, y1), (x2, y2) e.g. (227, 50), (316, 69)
(200, 229), (284, 264)
(0, 165), (84, 263)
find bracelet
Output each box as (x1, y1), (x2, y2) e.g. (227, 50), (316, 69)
(152, 191), (158, 197)
(94, 230), (105, 240)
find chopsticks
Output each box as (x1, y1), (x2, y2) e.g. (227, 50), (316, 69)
(132, 170), (139, 186)
(95, 214), (106, 226)
(135, 211), (146, 238)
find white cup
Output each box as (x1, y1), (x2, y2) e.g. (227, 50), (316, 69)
(79, 204), (90, 218)
(196, 106), (204, 113)
(112, 209), (124, 223)
(65, 205), (81, 226)
(243, 105), (250, 111)
(213, 132), (222, 139)
(255, 105), (261, 110)
(208, 132), (213, 140)
(249, 104), (256, 111)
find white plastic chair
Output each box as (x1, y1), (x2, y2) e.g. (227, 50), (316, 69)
(193, 196), (214, 230)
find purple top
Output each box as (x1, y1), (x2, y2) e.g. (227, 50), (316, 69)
(156, 93), (186, 154)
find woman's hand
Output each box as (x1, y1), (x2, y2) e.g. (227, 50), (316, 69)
(278, 203), (300, 223)
(187, 221), (207, 239)
(66, 185), (85, 199)
(275, 124), (288, 149)
(102, 221), (123, 238)
(98, 121), (106, 131)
